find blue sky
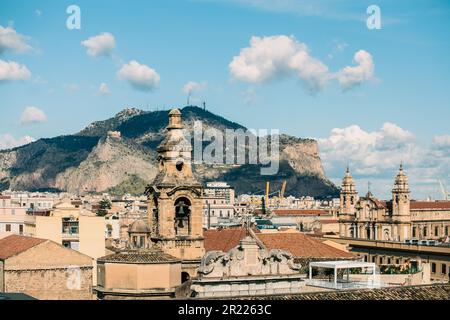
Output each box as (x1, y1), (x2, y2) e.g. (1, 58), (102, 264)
(1, 0), (449, 199)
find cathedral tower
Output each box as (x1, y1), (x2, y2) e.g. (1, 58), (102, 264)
(391, 163), (410, 217)
(339, 166), (358, 237)
(146, 109), (204, 268)
(390, 163), (411, 240)
(340, 166), (358, 216)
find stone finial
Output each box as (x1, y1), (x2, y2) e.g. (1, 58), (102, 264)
(167, 108), (182, 129)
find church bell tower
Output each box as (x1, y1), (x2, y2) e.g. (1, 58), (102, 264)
(391, 163), (411, 241)
(391, 163), (410, 217)
(145, 108), (204, 263)
(339, 166), (358, 238)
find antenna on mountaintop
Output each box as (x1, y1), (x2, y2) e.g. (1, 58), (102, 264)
(203, 101), (206, 111)
(187, 92), (191, 106)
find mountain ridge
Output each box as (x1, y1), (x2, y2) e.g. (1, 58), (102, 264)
(0, 106), (339, 198)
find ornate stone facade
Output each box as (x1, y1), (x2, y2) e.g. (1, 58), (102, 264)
(339, 164), (450, 242)
(191, 236), (304, 298)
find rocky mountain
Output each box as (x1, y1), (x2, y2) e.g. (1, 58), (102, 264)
(0, 106), (339, 198)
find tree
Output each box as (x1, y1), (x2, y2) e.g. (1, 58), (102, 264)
(96, 199), (112, 217)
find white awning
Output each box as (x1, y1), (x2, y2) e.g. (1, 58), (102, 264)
(309, 260), (376, 270)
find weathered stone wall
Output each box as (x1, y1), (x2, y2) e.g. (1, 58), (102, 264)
(4, 267), (93, 300)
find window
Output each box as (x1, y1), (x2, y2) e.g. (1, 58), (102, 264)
(372, 256), (376, 263)
(435, 226), (439, 236)
(423, 227), (427, 237)
(379, 257), (383, 264)
(387, 258), (391, 264)
(19, 225), (23, 235)
(442, 264), (447, 275)
(446, 226), (449, 236)
(412, 227), (416, 238)
(6, 224), (11, 232)
(364, 255), (368, 262)
(11, 209), (15, 215)
(396, 259), (400, 264)
(431, 263), (436, 273)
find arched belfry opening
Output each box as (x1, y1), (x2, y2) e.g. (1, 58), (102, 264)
(175, 197), (191, 236)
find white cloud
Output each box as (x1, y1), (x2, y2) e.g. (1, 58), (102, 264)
(81, 32), (116, 57)
(35, 10), (42, 17)
(98, 82), (110, 95)
(229, 35), (374, 93)
(433, 135), (450, 148)
(20, 106), (47, 125)
(337, 50), (375, 89)
(182, 81), (206, 94)
(317, 123), (450, 199)
(0, 133), (35, 150)
(0, 24), (32, 54)
(318, 122), (416, 176)
(0, 59), (31, 82)
(117, 60), (160, 91)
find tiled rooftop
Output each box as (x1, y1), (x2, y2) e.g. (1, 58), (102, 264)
(97, 249), (180, 264)
(257, 233), (353, 259)
(273, 209), (329, 216)
(204, 228), (353, 259)
(242, 284), (450, 300)
(204, 228), (248, 253)
(0, 235), (47, 260)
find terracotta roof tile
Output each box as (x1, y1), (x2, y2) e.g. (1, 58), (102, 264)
(204, 228), (247, 252)
(97, 249), (180, 264)
(410, 201), (450, 210)
(273, 209), (329, 216)
(257, 233), (353, 259)
(239, 284), (450, 300)
(0, 235), (47, 260)
(204, 228), (353, 259)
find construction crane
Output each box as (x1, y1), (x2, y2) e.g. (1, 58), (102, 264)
(438, 179), (450, 200)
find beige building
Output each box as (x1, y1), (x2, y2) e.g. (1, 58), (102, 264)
(203, 182), (236, 228)
(0, 235), (93, 300)
(23, 200), (106, 260)
(339, 164), (450, 242)
(95, 249), (182, 299)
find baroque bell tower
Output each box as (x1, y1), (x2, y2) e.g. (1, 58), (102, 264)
(392, 163), (410, 216)
(145, 108), (204, 265)
(339, 166), (358, 238)
(391, 163), (411, 241)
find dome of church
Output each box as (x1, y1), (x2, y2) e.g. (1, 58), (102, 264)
(128, 219), (151, 234)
